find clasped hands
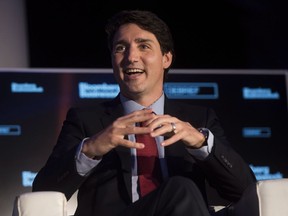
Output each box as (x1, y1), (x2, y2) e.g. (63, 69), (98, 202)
(82, 109), (206, 159)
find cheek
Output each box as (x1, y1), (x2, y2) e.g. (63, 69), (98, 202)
(147, 55), (165, 72)
(111, 59), (122, 80)
(112, 53), (123, 65)
(143, 53), (162, 66)
(111, 60), (118, 69)
(113, 71), (123, 85)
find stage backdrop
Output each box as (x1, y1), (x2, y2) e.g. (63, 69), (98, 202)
(1, 68), (287, 216)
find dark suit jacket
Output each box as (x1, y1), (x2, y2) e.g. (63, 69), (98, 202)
(32, 95), (256, 216)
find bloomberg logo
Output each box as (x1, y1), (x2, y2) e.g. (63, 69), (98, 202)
(242, 87), (280, 99)
(11, 82), (44, 93)
(250, 165), (283, 180)
(79, 82), (120, 98)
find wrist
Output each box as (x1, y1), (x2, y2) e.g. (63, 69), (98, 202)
(82, 139), (103, 159)
(185, 128), (209, 149)
(197, 128), (209, 147)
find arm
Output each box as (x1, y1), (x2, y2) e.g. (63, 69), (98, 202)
(149, 104), (256, 202)
(194, 108), (256, 202)
(32, 107), (158, 199)
(32, 108), (90, 199)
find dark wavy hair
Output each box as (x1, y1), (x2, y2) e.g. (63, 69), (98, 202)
(105, 10), (175, 75)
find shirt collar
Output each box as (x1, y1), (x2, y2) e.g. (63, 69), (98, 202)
(120, 93), (165, 115)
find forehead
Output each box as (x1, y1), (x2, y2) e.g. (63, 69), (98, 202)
(113, 23), (158, 44)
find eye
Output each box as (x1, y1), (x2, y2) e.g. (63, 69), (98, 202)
(139, 44), (150, 50)
(114, 44), (126, 53)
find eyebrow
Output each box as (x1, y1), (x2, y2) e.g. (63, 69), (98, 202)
(114, 37), (154, 46)
(134, 38), (154, 44)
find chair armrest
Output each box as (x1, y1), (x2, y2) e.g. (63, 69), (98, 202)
(67, 190), (78, 216)
(233, 178), (288, 216)
(12, 191), (68, 216)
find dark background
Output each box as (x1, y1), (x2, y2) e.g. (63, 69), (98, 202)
(25, 0), (288, 69)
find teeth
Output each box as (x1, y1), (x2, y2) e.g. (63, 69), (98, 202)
(125, 69), (143, 74)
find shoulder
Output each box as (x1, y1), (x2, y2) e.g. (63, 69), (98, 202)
(66, 97), (121, 118)
(68, 102), (107, 114)
(165, 98), (220, 129)
(166, 98), (214, 115)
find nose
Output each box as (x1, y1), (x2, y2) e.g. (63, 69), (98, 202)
(126, 46), (139, 63)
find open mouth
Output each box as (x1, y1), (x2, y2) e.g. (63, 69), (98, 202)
(124, 68), (144, 75)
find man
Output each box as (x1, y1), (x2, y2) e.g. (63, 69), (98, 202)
(33, 10), (256, 216)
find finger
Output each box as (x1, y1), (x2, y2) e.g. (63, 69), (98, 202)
(149, 115), (178, 129)
(150, 123), (170, 136)
(150, 120), (178, 137)
(119, 110), (155, 126)
(118, 138), (145, 149)
(119, 125), (153, 136)
(161, 131), (183, 146)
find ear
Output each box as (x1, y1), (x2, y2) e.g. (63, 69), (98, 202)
(163, 52), (173, 69)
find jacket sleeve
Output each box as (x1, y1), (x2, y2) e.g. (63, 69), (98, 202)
(193, 107), (256, 203)
(32, 108), (89, 200)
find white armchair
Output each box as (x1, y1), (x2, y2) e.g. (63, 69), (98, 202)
(12, 179), (288, 216)
(12, 190), (78, 216)
(232, 178), (288, 216)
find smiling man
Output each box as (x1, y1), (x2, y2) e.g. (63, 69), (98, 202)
(111, 23), (172, 106)
(33, 10), (256, 216)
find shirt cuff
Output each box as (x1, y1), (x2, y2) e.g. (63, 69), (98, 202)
(75, 137), (101, 176)
(186, 130), (214, 160)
